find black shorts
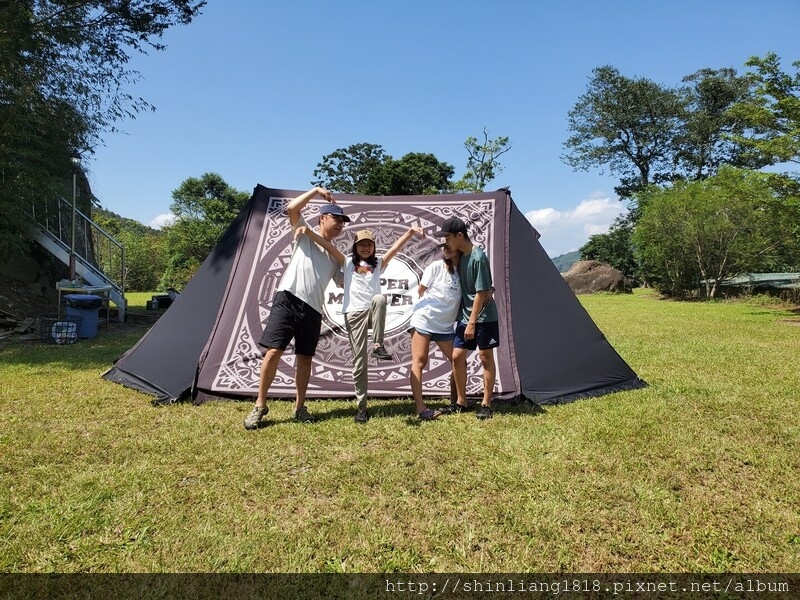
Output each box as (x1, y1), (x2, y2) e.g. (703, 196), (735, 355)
(258, 291), (322, 356)
(454, 320), (500, 351)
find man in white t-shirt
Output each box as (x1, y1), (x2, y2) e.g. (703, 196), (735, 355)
(244, 187), (349, 430)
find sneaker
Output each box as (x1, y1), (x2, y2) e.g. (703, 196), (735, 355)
(244, 404), (269, 430)
(294, 406), (317, 423)
(476, 404), (494, 420)
(354, 409), (369, 424)
(371, 345), (393, 361)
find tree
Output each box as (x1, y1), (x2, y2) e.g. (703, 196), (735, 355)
(727, 52), (800, 190)
(675, 68), (764, 180)
(454, 128), (511, 192)
(160, 173), (249, 289)
(579, 214), (638, 278)
(634, 167), (797, 297)
(563, 66), (686, 198)
(313, 144), (455, 196)
(93, 208), (166, 291)
(118, 229), (167, 291)
(169, 172), (249, 225)
(312, 143), (389, 193)
(364, 153), (455, 195)
(0, 1), (205, 258)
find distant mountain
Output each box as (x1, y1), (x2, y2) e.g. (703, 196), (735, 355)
(551, 250), (581, 273)
(93, 207), (162, 237)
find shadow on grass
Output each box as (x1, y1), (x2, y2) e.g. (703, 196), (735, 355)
(0, 327), (147, 370)
(230, 396), (548, 427)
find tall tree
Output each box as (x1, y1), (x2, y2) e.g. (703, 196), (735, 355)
(364, 153), (455, 196)
(0, 0), (205, 258)
(160, 173), (249, 289)
(312, 143), (389, 194)
(675, 67), (764, 180)
(724, 53), (800, 267)
(169, 172), (249, 225)
(727, 52), (800, 189)
(563, 66), (686, 198)
(313, 144), (455, 196)
(454, 128), (511, 192)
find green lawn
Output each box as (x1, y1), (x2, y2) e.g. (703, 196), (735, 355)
(0, 289), (798, 572)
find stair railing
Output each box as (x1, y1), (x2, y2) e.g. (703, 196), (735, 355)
(29, 196), (126, 308)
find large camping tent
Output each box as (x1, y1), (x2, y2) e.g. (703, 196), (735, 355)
(103, 185), (646, 404)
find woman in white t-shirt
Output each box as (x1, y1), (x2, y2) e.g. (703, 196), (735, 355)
(343, 226), (424, 424)
(408, 244), (462, 420)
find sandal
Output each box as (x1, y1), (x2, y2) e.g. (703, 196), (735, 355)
(438, 400), (475, 415)
(417, 408), (441, 421)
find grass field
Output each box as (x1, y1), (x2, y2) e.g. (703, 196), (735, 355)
(0, 289), (798, 573)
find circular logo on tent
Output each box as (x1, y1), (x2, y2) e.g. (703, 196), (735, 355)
(323, 256), (421, 334)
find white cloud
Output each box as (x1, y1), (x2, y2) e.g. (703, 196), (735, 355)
(526, 207), (561, 227)
(573, 198), (613, 218)
(526, 195), (627, 257)
(148, 213), (175, 229)
(584, 223), (610, 236)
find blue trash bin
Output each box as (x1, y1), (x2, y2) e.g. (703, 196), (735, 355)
(64, 294), (103, 338)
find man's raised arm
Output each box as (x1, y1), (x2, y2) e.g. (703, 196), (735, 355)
(286, 187), (333, 227)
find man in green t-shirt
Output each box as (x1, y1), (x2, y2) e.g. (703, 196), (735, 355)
(433, 217), (499, 420)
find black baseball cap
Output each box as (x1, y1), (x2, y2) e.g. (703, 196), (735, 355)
(432, 217), (468, 237)
(319, 203), (350, 222)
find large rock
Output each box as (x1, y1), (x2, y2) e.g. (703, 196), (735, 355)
(562, 260), (633, 294)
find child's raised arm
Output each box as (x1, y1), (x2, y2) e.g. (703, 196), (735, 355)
(295, 225), (346, 266)
(382, 226), (424, 270)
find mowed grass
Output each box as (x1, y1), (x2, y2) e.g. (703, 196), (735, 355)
(0, 289), (798, 573)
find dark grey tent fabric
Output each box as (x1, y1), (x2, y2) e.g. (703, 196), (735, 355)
(505, 197), (644, 402)
(102, 203), (249, 403)
(103, 184), (646, 404)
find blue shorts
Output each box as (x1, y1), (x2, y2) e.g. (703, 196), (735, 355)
(408, 327), (455, 343)
(454, 321), (500, 351)
(259, 291), (322, 356)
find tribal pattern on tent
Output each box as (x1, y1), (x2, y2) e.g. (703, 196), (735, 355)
(197, 190), (512, 400)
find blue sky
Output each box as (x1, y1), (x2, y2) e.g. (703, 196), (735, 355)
(87, 0), (800, 257)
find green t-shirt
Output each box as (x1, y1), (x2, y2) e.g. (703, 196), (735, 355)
(457, 246), (498, 324)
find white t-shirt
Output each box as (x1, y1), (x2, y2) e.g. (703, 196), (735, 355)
(343, 257), (383, 314)
(409, 260), (460, 334)
(276, 216), (341, 314)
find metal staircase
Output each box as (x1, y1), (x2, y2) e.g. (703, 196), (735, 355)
(29, 196), (127, 321)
